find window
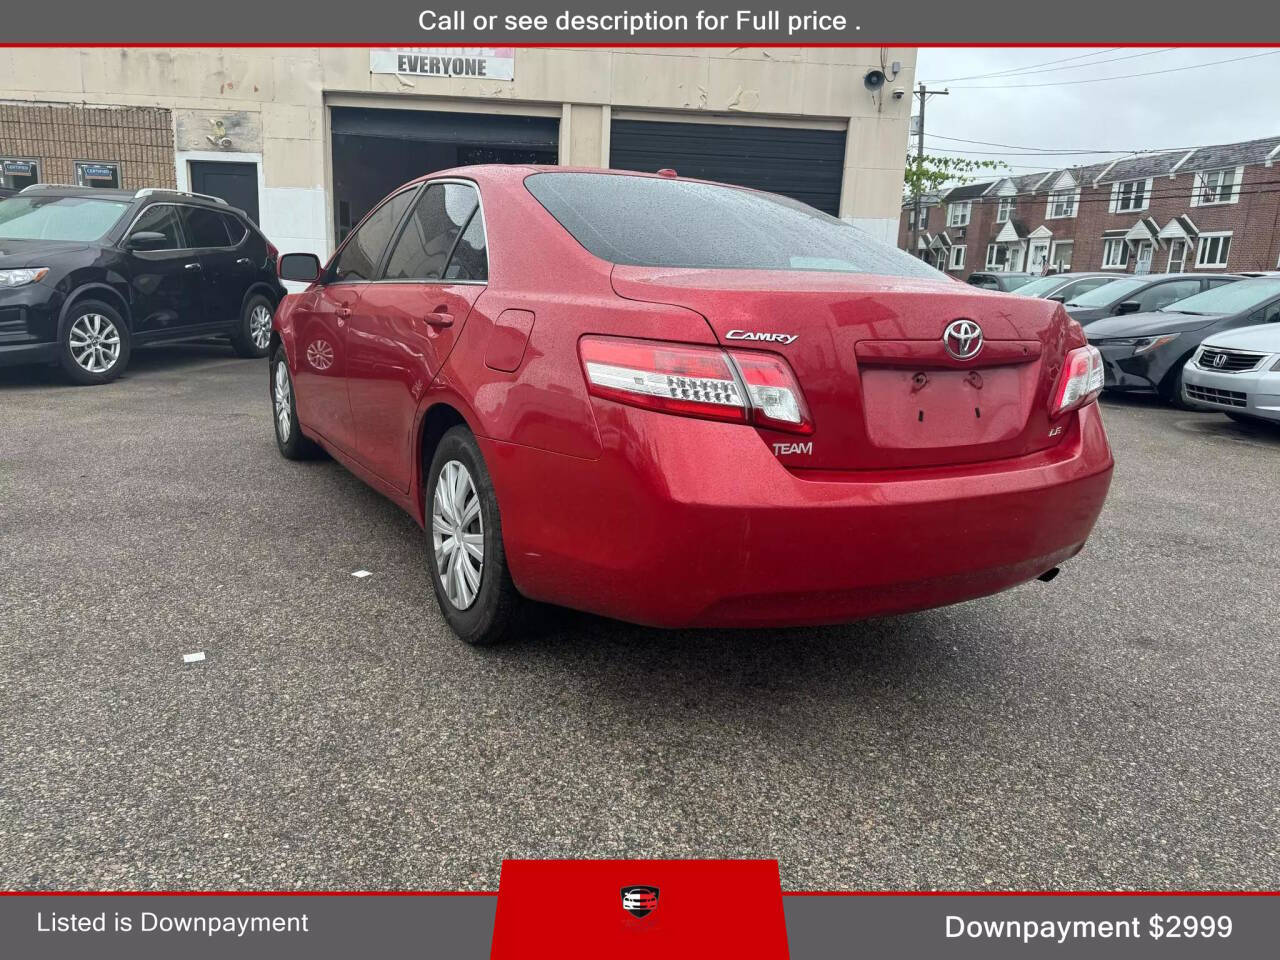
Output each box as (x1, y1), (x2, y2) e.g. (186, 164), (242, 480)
(74, 161), (121, 189)
(1134, 279), (1201, 313)
(1, 158), (39, 191)
(1050, 241), (1073, 271)
(1047, 189), (1077, 219)
(1112, 178), (1150, 213)
(1056, 277), (1115, 301)
(221, 212), (248, 245)
(524, 172), (947, 280)
(180, 205), (233, 248)
(1193, 167), (1239, 206)
(947, 201), (970, 227)
(985, 244), (1004, 269)
(383, 183), (477, 281)
(444, 210), (488, 282)
(127, 204), (184, 249)
(996, 197), (1013, 223)
(968, 275), (999, 290)
(331, 186), (418, 283)
(948, 245), (966, 271)
(1161, 278), (1280, 315)
(0, 194), (129, 242)
(1068, 276), (1145, 307)
(1196, 232), (1232, 268)
(1101, 238), (1130, 269)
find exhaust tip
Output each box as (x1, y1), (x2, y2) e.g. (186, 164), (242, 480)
(1037, 567), (1060, 583)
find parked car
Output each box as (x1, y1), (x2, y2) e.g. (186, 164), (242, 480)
(1182, 318), (1280, 426)
(1064, 273), (1238, 326)
(1087, 277), (1280, 404)
(0, 184), (283, 384)
(965, 271), (1035, 292)
(270, 166), (1113, 646)
(1011, 272), (1118, 303)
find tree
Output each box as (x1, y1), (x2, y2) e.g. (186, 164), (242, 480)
(904, 154), (1008, 202)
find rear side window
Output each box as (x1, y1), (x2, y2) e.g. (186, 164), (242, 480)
(181, 205), (232, 247)
(220, 212), (247, 244)
(332, 186), (417, 283)
(525, 172), (945, 280)
(383, 183), (479, 281)
(444, 213), (487, 282)
(129, 204), (184, 249)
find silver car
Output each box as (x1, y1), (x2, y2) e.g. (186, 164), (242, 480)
(1182, 323), (1280, 425)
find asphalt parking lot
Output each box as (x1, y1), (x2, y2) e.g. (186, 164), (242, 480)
(1, 344), (1277, 892)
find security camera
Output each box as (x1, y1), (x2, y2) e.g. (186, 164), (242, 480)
(864, 69), (886, 92)
(892, 87), (905, 100)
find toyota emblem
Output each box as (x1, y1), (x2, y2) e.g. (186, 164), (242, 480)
(943, 319), (984, 361)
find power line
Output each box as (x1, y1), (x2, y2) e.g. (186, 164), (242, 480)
(922, 48), (1120, 84)
(926, 133), (1181, 155)
(926, 48), (1174, 85)
(948, 49), (1280, 89)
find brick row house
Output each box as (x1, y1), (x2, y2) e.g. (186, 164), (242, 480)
(898, 135), (1280, 280)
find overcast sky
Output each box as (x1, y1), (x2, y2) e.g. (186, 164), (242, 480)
(911, 48), (1280, 182)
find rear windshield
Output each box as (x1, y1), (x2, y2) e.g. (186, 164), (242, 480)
(0, 195), (130, 242)
(1014, 275), (1069, 298)
(525, 172), (946, 281)
(1161, 277), (1280, 315)
(1067, 276), (1145, 307)
(1002, 275), (1033, 290)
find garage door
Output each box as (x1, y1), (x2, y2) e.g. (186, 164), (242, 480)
(609, 119), (846, 216)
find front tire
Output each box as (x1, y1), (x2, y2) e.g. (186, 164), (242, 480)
(425, 426), (523, 646)
(271, 346), (320, 459)
(1159, 366), (1188, 408)
(58, 300), (131, 385)
(231, 294), (274, 358)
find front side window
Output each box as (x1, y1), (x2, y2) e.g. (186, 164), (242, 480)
(180, 206), (232, 248)
(525, 172), (948, 281)
(947, 201), (970, 227)
(331, 186), (418, 283)
(1048, 190), (1077, 219)
(1102, 238), (1130, 269)
(128, 204), (185, 249)
(74, 161), (121, 189)
(1134, 279), (1201, 313)
(383, 183), (479, 281)
(1196, 233), (1232, 268)
(1195, 168), (1237, 205)
(0, 194), (130, 242)
(1069, 275), (1145, 307)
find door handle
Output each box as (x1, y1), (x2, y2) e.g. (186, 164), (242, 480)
(425, 307), (454, 328)
(184, 262), (203, 272)
(336, 306), (351, 319)
(236, 257), (252, 266)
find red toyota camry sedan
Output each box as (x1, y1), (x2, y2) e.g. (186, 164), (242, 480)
(270, 167), (1113, 645)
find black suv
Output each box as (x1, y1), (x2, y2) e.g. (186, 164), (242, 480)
(0, 185), (284, 384)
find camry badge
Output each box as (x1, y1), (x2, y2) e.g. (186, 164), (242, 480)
(620, 885), (659, 919)
(725, 329), (798, 344)
(943, 319), (983, 361)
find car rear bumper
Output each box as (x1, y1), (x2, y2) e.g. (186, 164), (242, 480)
(482, 402), (1114, 629)
(1182, 361), (1280, 422)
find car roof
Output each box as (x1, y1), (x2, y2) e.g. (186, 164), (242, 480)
(16, 183), (238, 212)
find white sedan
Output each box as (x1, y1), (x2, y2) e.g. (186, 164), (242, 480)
(1182, 323), (1280, 425)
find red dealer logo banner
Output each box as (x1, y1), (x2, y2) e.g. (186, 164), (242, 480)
(490, 860), (789, 958)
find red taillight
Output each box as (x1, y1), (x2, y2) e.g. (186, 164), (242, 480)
(1051, 345), (1104, 416)
(265, 239), (279, 262)
(578, 336), (811, 434)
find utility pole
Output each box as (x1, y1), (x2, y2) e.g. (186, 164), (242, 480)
(910, 82), (949, 261)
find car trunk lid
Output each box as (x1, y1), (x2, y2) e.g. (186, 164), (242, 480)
(611, 266), (1080, 470)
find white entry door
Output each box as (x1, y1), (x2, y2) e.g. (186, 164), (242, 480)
(1027, 240), (1050, 274)
(1136, 241), (1154, 275)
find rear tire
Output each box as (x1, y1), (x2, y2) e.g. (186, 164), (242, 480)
(425, 426), (523, 646)
(271, 346), (321, 459)
(231, 294), (274, 358)
(57, 300), (131, 385)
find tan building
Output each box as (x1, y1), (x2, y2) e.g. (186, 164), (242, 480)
(0, 46), (915, 259)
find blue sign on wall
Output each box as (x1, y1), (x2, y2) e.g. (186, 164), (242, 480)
(79, 163), (117, 180)
(2, 159), (34, 176)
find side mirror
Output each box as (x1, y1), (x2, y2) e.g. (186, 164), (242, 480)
(279, 252), (322, 283)
(126, 231), (169, 250)
(1115, 300), (1142, 315)
(1047, 294), (1066, 303)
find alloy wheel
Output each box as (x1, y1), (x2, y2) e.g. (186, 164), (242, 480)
(68, 313), (121, 374)
(249, 304), (273, 349)
(431, 460), (484, 610)
(273, 361), (292, 442)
